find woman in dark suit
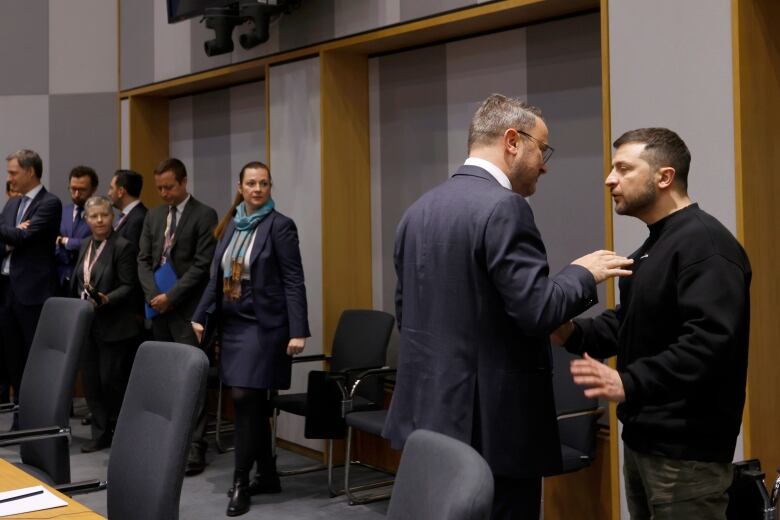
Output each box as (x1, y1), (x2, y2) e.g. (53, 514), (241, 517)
(72, 196), (142, 452)
(192, 161), (309, 517)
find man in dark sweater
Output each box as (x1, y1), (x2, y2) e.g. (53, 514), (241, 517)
(555, 128), (751, 519)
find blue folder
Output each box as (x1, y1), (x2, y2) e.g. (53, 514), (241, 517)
(144, 262), (178, 319)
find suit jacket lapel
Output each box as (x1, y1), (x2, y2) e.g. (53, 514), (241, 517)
(215, 220), (236, 272)
(249, 212), (275, 267)
(89, 235), (114, 288)
(21, 187), (46, 221)
(171, 197), (197, 252)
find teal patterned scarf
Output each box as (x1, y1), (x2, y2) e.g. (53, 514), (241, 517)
(222, 199), (274, 299)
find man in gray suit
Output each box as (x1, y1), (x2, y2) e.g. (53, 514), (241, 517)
(138, 158), (217, 475)
(383, 94), (633, 519)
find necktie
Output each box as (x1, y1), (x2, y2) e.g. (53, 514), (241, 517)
(15, 196), (29, 226)
(74, 206), (84, 229)
(114, 212), (125, 230)
(168, 206), (178, 240)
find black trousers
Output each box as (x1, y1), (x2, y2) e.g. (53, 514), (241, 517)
(0, 276), (43, 396)
(151, 310), (208, 449)
(491, 475), (542, 520)
(81, 335), (137, 441)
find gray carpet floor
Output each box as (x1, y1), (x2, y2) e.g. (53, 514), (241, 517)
(0, 401), (390, 519)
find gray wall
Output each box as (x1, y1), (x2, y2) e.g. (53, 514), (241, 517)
(121, 0), (506, 91)
(268, 57), (323, 451)
(0, 0), (118, 207)
(165, 81), (266, 214)
(370, 13), (605, 319)
(608, 1), (737, 517)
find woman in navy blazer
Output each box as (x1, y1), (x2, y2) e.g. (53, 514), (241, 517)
(192, 161), (309, 517)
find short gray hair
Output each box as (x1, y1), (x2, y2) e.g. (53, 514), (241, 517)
(6, 149), (42, 179)
(467, 94), (542, 151)
(84, 196), (113, 216)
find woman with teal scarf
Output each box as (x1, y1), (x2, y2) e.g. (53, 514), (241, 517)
(192, 161), (310, 517)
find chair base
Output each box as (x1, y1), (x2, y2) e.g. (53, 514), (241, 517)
(344, 427), (395, 505)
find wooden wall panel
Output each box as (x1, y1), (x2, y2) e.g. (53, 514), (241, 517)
(128, 96), (169, 206)
(734, 0), (780, 474)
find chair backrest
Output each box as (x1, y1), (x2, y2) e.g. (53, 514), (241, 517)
(387, 429), (493, 520)
(552, 347), (600, 461)
(330, 309), (394, 403)
(107, 341), (208, 520)
(19, 297), (94, 485)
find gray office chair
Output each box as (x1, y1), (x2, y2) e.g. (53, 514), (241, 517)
(387, 429), (494, 520)
(0, 297), (94, 485)
(552, 347), (604, 473)
(58, 341), (209, 520)
(271, 309), (395, 496)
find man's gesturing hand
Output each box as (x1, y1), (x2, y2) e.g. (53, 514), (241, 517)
(572, 250), (633, 283)
(570, 353), (625, 402)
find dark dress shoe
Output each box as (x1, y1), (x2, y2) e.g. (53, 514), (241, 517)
(227, 474), (281, 497)
(81, 436), (111, 453)
(184, 446), (206, 476)
(226, 480), (251, 517)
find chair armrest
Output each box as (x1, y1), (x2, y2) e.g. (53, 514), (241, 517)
(339, 367), (397, 417)
(0, 426), (71, 447)
(54, 479), (107, 497)
(556, 407), (605, 421)
(291, 354), (331, 364)
(349, 367), (397, 398)
(0, 403), (18, 414)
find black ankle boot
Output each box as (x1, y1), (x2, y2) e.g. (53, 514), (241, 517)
(226, 476), (250, 517)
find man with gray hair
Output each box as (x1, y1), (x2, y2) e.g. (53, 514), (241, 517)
(382, 94), (633, 518)
(0, 149), (62, 428)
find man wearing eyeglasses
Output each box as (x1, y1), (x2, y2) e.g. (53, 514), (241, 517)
(383, 94), (634, 519)
(55, 166), (98, 295)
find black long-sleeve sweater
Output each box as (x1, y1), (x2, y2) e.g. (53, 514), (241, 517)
(565, 203), (751, 462)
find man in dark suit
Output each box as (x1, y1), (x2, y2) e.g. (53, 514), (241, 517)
(138, 157), (217, 475)
(107, 169), (147, 249)
(56, 166), (98, 294)
(0, 150), (62, 420)
(72, 196), (142, 452)
(382, 95), (633, 519)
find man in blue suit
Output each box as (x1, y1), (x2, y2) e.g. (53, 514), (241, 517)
(0, 150), (62, 420)
(383, 94), (633, 519)
(55, 166), (97, 294)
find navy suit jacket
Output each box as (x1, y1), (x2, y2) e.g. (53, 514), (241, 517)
(382, 165), (598, 478)
(0, 187), (62, 306)
(115, 201), (147, 251)
(56, 203), (92, 285)
(193, 210), (310, 389)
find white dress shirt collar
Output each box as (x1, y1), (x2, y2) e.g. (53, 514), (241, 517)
(463, 157), (512, 191)
(21, 183), (44, 201)
(121, 199), (141, 216)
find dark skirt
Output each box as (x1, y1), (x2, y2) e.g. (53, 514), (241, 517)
(220, 281), (289, 389)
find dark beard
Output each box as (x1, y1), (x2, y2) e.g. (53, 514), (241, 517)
(616, 179), (657, 217)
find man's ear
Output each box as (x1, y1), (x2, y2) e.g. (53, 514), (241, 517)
(503, 128), (522, 155)
(657, 166), (676, 189)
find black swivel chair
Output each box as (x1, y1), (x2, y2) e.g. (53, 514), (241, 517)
(552, 347), (604, 473)
(0, 297), (94, 485)
(270, 309), (395, 496)
(58, 341), (209, 520)
(343, 367), (397, 505)
(386, 429), (494, 520)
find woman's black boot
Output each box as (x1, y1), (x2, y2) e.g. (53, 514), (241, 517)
(226, 474), (251, 517)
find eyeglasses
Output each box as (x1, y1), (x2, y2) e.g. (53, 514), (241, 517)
(514, 129), (555, 163)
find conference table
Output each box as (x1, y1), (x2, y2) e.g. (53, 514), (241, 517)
(0, 459), (104, 519)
